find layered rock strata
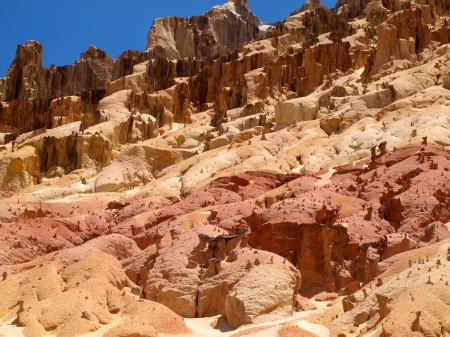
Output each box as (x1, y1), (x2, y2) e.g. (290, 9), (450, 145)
(2, 0), (450, 335)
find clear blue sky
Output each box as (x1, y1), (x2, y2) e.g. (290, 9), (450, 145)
(0, 0), (335, 76)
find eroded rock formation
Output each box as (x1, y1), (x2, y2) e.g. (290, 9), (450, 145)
(146, 0), (262, 59)
(0, 42), (112, 136)
(3, 0), (450, 335)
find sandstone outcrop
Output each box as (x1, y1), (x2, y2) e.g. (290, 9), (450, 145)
(3, 0), (450, 335)
(334, 0), (372, 18)
(146, 0), (262, 60)
(327, 238), (450, 336)
(371, 8), (432, 76)
(298, 0), (329, 12)
(0, 41), (113, 136)
(223, 263), (300, 328)
(0, 245), (190, 337)
(1, 42), (113, 102)
(248, 144), (450, 292)
(143, 223), (301, 320)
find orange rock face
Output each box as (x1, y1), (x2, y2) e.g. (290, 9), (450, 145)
(0, 42), (113, 136)
(3, 0), (450, 334)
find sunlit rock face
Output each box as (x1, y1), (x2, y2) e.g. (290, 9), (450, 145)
(146, 0), (262, 60)
(3, 0), (450, 335)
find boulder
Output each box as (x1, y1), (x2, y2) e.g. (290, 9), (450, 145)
(275, 96), (319, 128)
(223, 263), (300, 328)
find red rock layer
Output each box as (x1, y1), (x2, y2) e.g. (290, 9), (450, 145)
(0, 144), (449, 297)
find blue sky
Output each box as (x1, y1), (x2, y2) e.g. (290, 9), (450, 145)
(0, 0), (335, 76)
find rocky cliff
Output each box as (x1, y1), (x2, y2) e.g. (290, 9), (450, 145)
(0, 41), (113, 104)
(146, 0), (262, 59)
(0, 42), (113, 136)
(2, 0), (450, 335)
